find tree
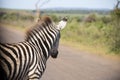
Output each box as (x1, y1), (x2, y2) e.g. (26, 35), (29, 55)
(35, 0), (50, 22)
(108, 0), (120, 54)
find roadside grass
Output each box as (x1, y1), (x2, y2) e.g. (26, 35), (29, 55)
(60, 15), (120, 59)
(60, 39), (120, 60)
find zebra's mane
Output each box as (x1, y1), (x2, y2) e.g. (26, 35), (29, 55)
(26, 16), (53, 40)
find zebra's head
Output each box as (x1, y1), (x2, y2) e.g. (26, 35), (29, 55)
(50, 17), (68, 58)
(50, 32), (60, 58)
(26, 16), (67, 59)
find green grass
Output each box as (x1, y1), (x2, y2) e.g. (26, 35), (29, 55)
(60, 14), (120, 55)
(61, 21), (108, 54)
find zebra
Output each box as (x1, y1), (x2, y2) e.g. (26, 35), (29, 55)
(0, 16), (67, 80)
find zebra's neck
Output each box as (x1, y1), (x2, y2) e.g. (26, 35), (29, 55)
(25, 23), (58, 59)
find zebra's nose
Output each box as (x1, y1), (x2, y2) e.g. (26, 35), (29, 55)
(51, 50), (58, 58)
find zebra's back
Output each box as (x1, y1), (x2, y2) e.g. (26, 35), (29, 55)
(0, 42), (42, 80)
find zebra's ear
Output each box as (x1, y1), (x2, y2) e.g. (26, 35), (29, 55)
(56, 17), (68, 30)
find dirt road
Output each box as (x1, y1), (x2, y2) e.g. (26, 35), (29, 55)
(0, 26), (120, 80)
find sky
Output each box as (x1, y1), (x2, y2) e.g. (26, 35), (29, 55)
(0, 0), (118, 10)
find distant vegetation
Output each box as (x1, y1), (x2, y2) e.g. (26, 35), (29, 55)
(0, 8), (120, 54)
(0, 8), (34, 28)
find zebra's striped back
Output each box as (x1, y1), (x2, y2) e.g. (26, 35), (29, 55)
(0, 16), (67, 80)
(0, 42), (36, 79)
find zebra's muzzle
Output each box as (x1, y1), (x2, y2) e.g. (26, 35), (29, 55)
(50, 50), (58, 58)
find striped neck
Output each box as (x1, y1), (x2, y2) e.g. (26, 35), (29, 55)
(25, 21), (58, 59)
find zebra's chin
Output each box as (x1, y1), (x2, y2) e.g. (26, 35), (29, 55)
(50, 50), (58, 58)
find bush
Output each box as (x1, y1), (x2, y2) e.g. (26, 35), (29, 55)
(84, 13), (97, 23)
(107, 8), (120, 54)
(101, 16), (112, 24)
(61, 16), (106, 46)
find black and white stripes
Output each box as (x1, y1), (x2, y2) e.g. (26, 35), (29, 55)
(0, 16), (67, 80)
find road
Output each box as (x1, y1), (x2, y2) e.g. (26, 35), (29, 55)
(0, 26), (120, 80)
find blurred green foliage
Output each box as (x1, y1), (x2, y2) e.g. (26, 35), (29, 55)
(0, 10), (34, 28)
(61, 13), (110, 48)
(106, 8), (120, 54)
